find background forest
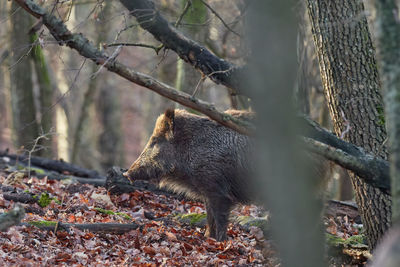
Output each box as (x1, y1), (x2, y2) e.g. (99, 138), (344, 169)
(1, 0), (400, 266)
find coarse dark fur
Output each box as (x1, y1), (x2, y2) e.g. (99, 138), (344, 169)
(124, 109), (254, 241)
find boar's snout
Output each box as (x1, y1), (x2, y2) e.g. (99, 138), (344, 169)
(123, 161), (141, 182)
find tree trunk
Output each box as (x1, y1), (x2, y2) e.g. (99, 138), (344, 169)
(97, 79), (124, 170)
(31, 33), (54, 157)
(307, 0), (391, 249)
(372, 0), (400, 226)
(247, 1), (326, 266)
(369, 1), (400, 265)
(9, 1), (40, 152)
(175, 0), (207, 102)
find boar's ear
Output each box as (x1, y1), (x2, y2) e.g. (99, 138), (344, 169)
(163, 109), (175, 138)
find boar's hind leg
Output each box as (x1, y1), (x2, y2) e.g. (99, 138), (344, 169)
(206, 197), (233, 241)
(205, 204), (216, 238)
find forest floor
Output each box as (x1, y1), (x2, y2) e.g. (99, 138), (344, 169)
(0, 159), (370, 266)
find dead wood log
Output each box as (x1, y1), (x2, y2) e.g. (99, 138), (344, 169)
(105, 167), (181, 198)
(3, 192), (36, 204)
(35, 173), (106, 186)
(0, 150), (101, 178)
(325, 200), (361, 223)
(23, 221), (139, 234)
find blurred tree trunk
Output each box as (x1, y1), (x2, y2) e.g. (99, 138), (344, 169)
(247, 1), (325, 266)
(53, 2), (79, 161)
(96, 0), (124, 170)
(142, 55), (175, 141)
(30, 33), (54, 157)
(307, 0), (391, 249)
(0, 0), (7, 149)
(97, 79), (124, 170)
(369, 0), (400, 265)
(70, 2), (123, 170)
(373, 0), (400, 227)
(8, 1), (40, 153)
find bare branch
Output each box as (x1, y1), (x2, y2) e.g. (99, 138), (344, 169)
(118, 0), (246, 96)
(13, 0), (253, 135)
(303, 137), (390, 194)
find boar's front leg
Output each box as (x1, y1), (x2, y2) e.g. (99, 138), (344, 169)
(205, 197), (233, 241)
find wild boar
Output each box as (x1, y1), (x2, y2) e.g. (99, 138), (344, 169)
(123, 109), (254, 241)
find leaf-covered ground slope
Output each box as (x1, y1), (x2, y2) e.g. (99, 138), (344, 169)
(0, 172), (275, 266)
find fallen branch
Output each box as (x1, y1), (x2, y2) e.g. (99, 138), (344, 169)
(0, 150), (101, 178)
(36, 173), (106, 186)
(23, 221), (139, 234)
(0, 205), (25, 231)
(105, 167), (183, 198)
(3, 192), (36, 204)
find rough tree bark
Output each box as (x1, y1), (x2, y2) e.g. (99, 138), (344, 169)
(307, 0), (391, 249)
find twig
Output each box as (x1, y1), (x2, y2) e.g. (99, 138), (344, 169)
(26, 131), (55, 181)
(192, 74), (206, 97)
(91, 45), (122, 78)
(175, 0), (192, 28)
(105, 42), (162, 54)
(199, 0), (241, 37)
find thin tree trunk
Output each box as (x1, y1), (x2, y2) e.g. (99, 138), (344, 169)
(30, 33), (54, 157)
(175, 0), (207, 101)
(9, 1), (39, 152)
(307, 0), (391, 249)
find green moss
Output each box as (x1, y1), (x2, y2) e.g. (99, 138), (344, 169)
(376, 105), (386, 125)
(326, 233), (368, 249)
(38, 192), (53, 208)
(235, 215), (270, 235)
(94, 207), (114, 215)
(326, 233), (346, 247)
(343, 234), (368, 249)
(29, 167), (46, 174)
(28, 221), (58, 227)
(175, 213), (207, 227)
(94, 208), (131, 220)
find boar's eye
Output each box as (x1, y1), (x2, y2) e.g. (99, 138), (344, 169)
(149, 138), (157, 146)
(149, 137), (162, 147)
